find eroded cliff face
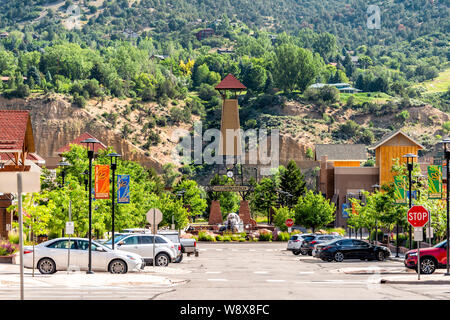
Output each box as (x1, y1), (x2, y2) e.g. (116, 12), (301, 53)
(0, 95), (163, 171)
(0, 94), (316, 173)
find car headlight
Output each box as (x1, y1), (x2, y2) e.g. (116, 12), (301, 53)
(126, 255), (136, 260)
(409, 252), (417, 257)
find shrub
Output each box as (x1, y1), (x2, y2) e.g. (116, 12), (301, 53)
(231, 234), (241, 241)
(443, 121), (450, 133)
(8, 230), (23, 244)
(369, 230), (384, 242)
(215, 235), (223, 241)
(326, 228), (346, 236)
(198, 231), (216, 242)
(222, 235), (232, 242)
(259, 231), (273, 241)
(0, 241), (18, 256)
(276, 232), (290, 241)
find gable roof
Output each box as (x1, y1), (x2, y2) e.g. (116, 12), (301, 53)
(56, 132), (107, 154)
(215, 74), (247, 90)
(315, 144), (367, 161)
(0, 110), (35, 153)
(369, 130), (425, 150)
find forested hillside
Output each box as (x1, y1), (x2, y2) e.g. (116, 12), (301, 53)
(0, 0), (448, 178)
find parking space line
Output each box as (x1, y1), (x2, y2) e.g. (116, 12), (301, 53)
(249, 249), (256, 252)
(299, 271), (314, 274)
(253, 271), (269, 274)
(207, 278), (228, 282)
(266, 279), (286, 283)
(215, 249), (223, 251)
(205, 271), (222, 274)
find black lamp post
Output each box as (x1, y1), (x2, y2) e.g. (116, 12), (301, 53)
(81, 137), (100, 274)
(107, 152), (121, 250)
(371, 184), (380, 245)
(441, 139), (450, 276)
(403, 153), (418, 250)
(58, 160), (70, 187)
(81, 170), (88, 191)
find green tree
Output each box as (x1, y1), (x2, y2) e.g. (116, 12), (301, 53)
(273, 206), (294, 232)
(206, 174), (240, 219)
(252, 177), (279, 222)
(294, 190), (335, 232)
(279, 160), (306, 204)
(173, 179), (207, 218)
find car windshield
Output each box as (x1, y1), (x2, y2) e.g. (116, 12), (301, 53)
(104, 234), (130, 245)
(434, 240), (447, 248)
(289, 235), (298, 240)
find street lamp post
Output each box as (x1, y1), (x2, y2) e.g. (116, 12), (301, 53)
(371, 184), (380, 245)
(58, 160), (70, 187)
(107, 153), (121, 250)
(403, 153), (418, 250)
(81, 170), (88, 191)
(441, 139), (450, 276)
(81, 137), (100, 274)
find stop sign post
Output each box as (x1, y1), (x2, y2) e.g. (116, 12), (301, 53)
(407, 205), (429, 280)
(285, 219), (294, 233)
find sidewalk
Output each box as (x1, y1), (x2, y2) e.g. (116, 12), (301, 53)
(0, 263), (180, 288)
(381, 271), (450, 285)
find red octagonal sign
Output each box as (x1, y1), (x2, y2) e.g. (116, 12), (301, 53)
(285, 218), (294, 227)
(407, 205), (429, 228)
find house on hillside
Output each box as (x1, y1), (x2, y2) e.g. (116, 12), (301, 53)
(195, 28), (214, 41)
(309, 83), (362, 93)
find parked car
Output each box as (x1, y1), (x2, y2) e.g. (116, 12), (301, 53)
(404, 240), (448, 274)
(287, 234), (315, 255)
(312, 235), (343, 257)
(158, 231), (199, 262)
(301, 234), (342, 256)
(103, 233), (180, 266)
(23, 238), (144, 274)
(318, 239), (391, 262)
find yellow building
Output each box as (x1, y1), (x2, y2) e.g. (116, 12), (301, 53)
(369, 130), (424, 186)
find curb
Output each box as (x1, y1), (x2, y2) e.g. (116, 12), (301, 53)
(381, 279), (450, 285)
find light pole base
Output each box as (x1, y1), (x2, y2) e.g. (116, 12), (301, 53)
(86, 270), (95, 274)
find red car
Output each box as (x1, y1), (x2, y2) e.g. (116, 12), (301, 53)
(404, 240), (448, 274)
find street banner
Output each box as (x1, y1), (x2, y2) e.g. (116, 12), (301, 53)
(342, 203), (350, 218)
(117, 174), (131, 204)
(428, 165), (442, 199)
(394, 175), (407, 204)
(94, 165), (110, 199)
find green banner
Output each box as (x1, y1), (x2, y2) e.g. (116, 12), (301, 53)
(394, 175), (407, 204)
(428, 165), (442, 199)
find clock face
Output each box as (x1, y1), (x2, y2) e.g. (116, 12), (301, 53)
(227, 170), (234, 178)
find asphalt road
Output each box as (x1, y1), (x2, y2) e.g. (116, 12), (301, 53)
(1, 242), (449, 300)
(156, 242), (450, 300)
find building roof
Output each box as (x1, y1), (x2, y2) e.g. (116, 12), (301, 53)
(56, 132), (107, 154)
(369, 130), (425, 150)
(0, 110), (35, 153)
(215, 74), (247, 91)
(315, 144), (367, 161)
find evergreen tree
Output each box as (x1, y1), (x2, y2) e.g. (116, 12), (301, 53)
(279, 160), (306, 204)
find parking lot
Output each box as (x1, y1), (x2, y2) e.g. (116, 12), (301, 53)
(1, 242), (449, 300)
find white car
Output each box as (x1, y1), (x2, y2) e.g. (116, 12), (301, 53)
(103, 233), (179, 267)
(23, 238), (144, 274)
(287, 234), (316, 255)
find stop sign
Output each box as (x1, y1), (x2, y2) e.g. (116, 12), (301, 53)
(407, 205), (429, 227)
(285, 218), (294, 227)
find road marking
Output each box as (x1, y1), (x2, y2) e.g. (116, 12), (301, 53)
(254, 271), (269, 274)
(207, 278), (228, 282)
(215, 249), (223, 251)
(265, 249), (273, 251)
(266, 279), (286, 283)
(232, 249), (238, 252)
(294, 281), (368, 285)
(205, 271), (222, 274)
(249, 249), (256, 252)
(299, 271), (314, 274)
(199, 249), (207, 251)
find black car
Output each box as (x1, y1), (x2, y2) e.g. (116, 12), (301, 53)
(318, 239), (391, 262)
(300, 234), (341, 256)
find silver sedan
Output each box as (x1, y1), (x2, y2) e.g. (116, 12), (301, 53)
(23, 238), (145, 274)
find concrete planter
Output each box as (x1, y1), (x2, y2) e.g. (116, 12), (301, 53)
(0, 254), (17, 264)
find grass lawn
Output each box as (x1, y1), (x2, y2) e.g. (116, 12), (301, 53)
(340, 92), (392, 104)
(415, 68), (450, 93)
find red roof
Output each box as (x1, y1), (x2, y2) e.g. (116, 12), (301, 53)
(0, 110), (32, 152)
(215, 74), (247, 90)
(0, 152), (45, 164)
(56, 132), (107, 154)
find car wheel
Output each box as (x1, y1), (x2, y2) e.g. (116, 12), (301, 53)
(293, 250), (301, 255)
(376, 251), (385, 261)
(307, 251), (312, 256)
(419, 257), (436, 274)
(175, 254), (183, 263)
(109, 259), (128, 274)
(38, 258), (56, 274)
(300, 249), (308, 255)
(155, 253), (170, 267)
(334, 251), (344, 262)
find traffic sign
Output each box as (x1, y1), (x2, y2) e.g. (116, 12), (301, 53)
(407, 205), (429, 228)
(413, 227), (423, 241)
(65, 221), (74, 235)
(146, 208), (163, 233)
(285, 218), (294, 227)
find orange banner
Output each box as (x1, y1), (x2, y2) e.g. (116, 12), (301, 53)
(95, 165), (110, 199)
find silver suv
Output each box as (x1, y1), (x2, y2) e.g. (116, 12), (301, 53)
(104, 233), (180, 266)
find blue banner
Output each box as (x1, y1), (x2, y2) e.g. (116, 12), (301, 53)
(117, 175), (130, 204)
(342, 203), (350, 218)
